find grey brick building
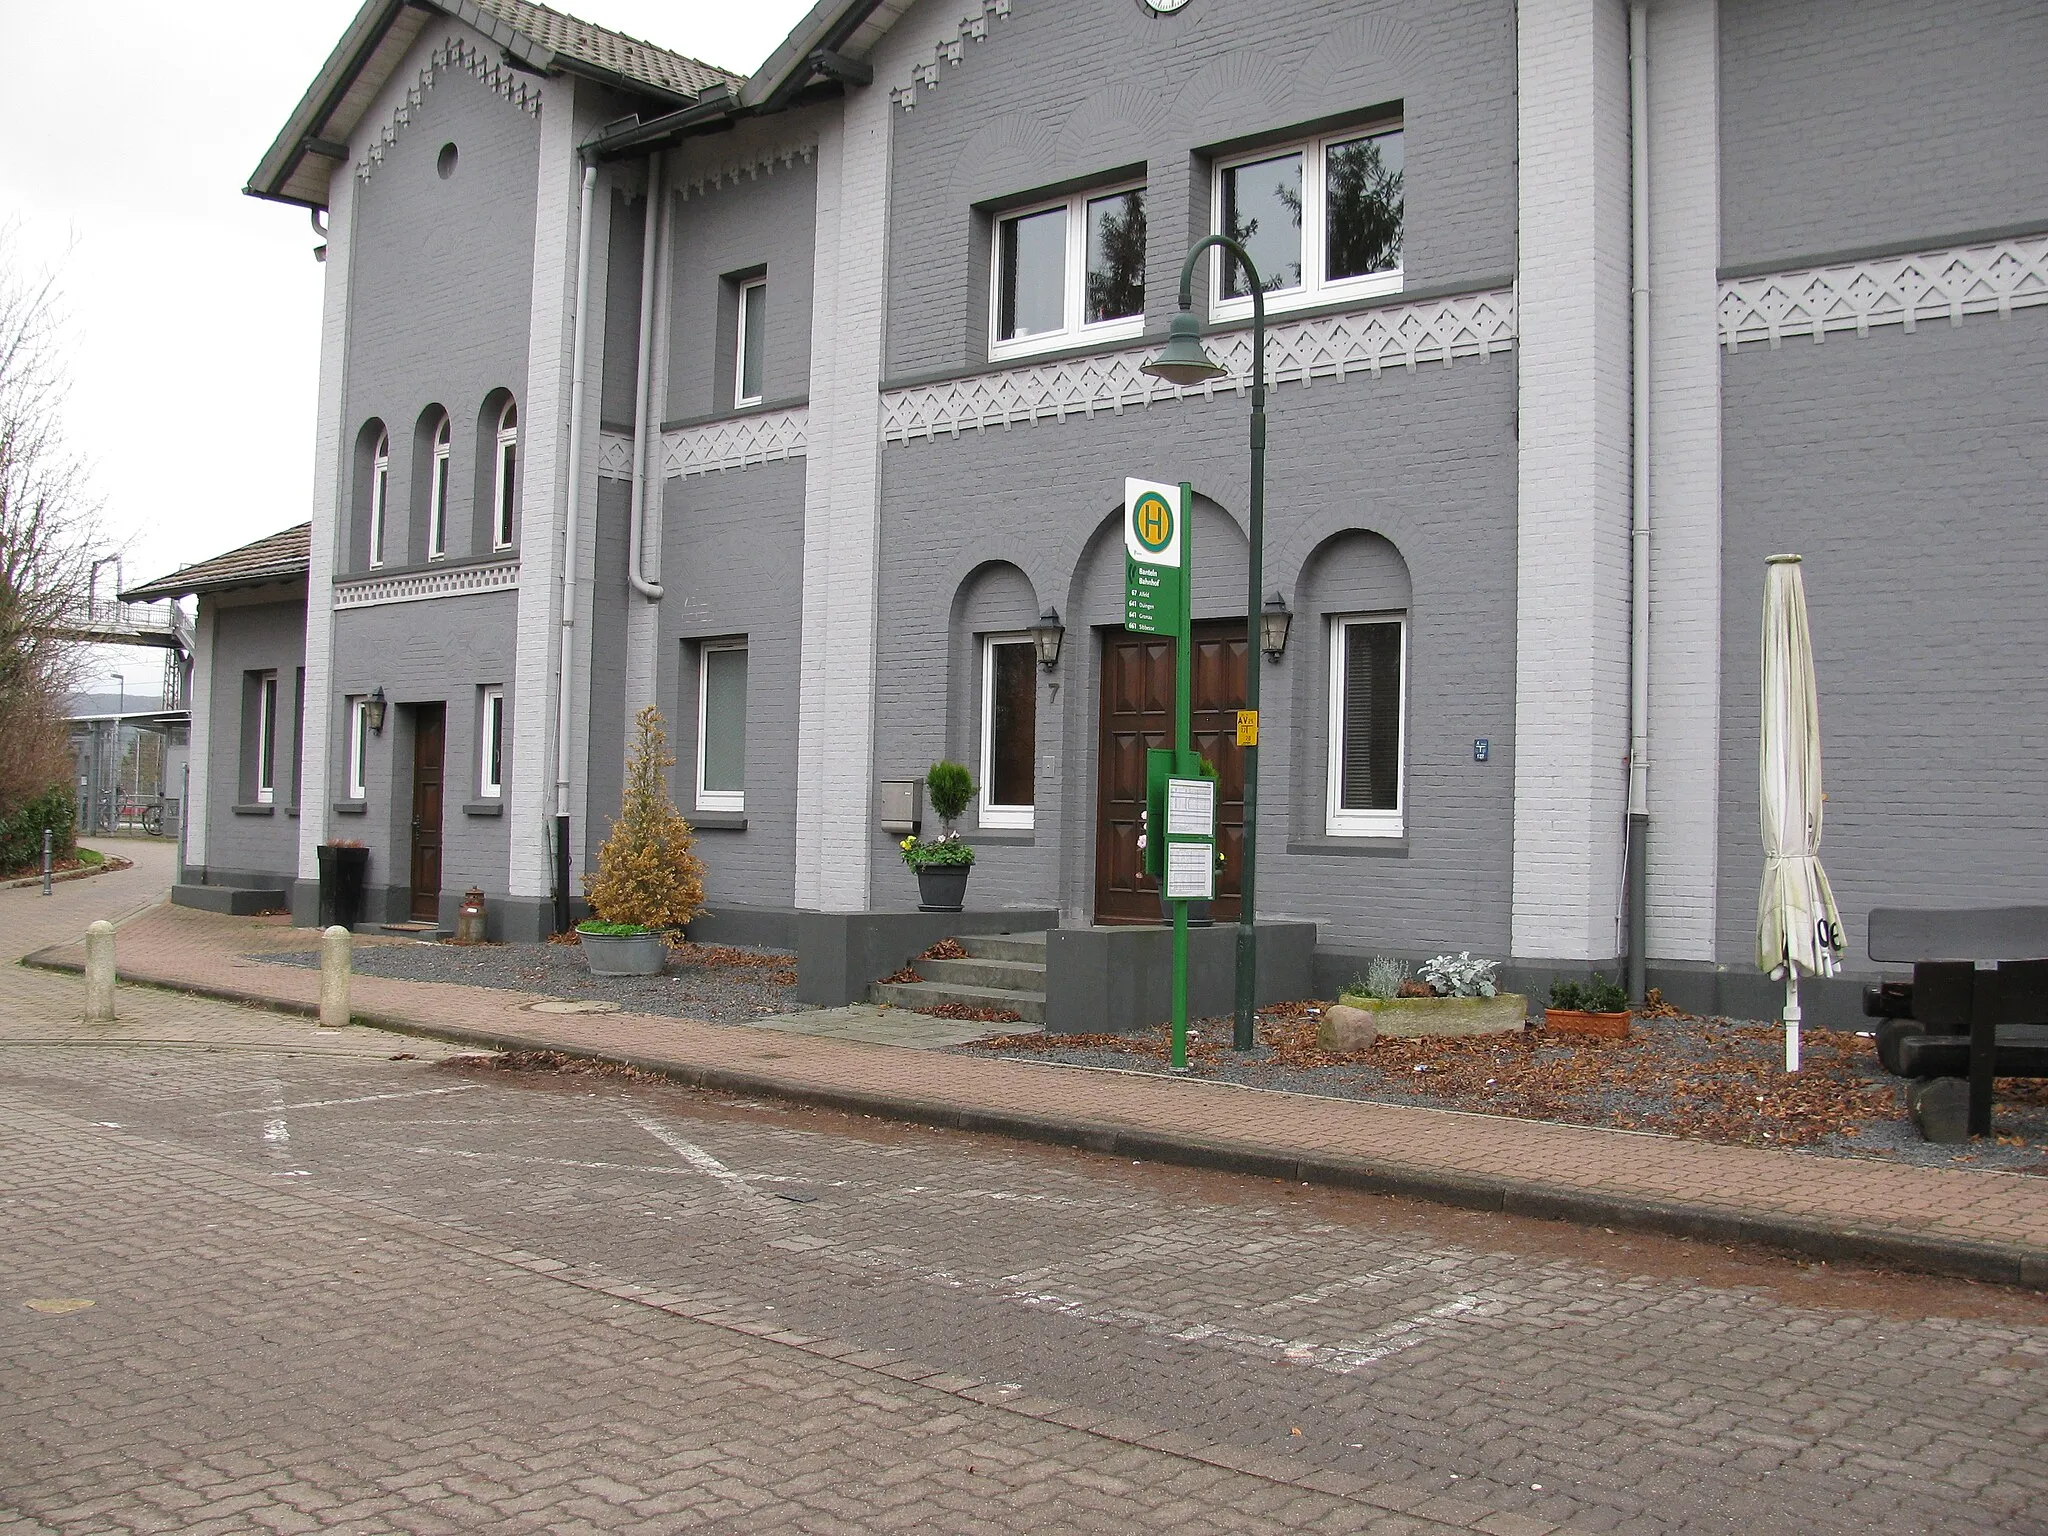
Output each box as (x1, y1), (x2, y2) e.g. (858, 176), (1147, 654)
(146, 0), (2048, 1024)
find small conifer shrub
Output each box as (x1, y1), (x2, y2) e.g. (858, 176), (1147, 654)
(583, 706), (706, 931)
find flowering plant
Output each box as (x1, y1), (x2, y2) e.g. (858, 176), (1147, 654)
(900, 832), (974, 870)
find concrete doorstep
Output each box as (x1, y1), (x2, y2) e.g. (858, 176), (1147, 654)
(19, 920), (2048, 1294)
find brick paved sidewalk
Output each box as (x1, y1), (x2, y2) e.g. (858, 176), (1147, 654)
(23, 899), (2048, 1289)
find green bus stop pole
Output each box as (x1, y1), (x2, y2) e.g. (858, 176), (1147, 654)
(1170, 481), (1194, 1072)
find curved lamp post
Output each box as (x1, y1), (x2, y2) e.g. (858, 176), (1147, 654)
(1140, 236), (1267, 1053)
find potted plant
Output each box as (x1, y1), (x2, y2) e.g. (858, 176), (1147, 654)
(899, 760), (975, 912)
(1335, 951), (1529, 1038)
(1544, 973), (1632, 1039)
(316, 838), (369, 930)
(579, 706), (705, 976)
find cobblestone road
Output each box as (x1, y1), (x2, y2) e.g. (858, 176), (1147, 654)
(4, 859), (2046, 1534)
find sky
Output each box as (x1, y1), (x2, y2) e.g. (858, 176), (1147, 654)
(0, 0), (815, 693)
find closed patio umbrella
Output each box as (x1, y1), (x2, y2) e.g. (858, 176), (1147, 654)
(1757, 553), (1845, 1071)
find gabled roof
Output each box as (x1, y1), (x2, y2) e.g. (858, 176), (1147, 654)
(248, 0), (741, 210)
(122, 524), (312, 603)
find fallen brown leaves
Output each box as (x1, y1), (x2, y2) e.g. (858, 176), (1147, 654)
(921, 937), (968, 960)
(913, 1002), (1021, 1024)
(879, 965), (921, 985)
(974, 1002), (1929, 1150)
(441, 1049), (669, 1084)
(666, 941), (798, 986)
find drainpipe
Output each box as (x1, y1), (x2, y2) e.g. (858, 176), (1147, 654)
(1626, 3), (1652, 1004)
(554, 161), (599, 933)
(628, 152), (665, 601)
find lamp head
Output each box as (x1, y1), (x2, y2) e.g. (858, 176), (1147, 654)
(1140, 308), (1228, 388)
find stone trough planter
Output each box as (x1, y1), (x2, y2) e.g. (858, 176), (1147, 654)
(1327, 993), (1529, 1043)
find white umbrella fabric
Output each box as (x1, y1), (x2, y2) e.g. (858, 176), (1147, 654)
(1757, 553), (1845, 1071)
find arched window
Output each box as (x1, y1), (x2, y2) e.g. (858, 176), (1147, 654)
(493, 400), (518, 550)
(369, 431), (391, 568)
(427, 414), (451, 560)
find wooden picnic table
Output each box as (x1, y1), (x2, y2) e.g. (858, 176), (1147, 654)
(1869, 906), (2048, 1138)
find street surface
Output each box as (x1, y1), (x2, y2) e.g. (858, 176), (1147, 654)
(4, 846), (2045, 1534)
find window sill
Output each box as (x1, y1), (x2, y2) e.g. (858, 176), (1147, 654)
(660, 395), (808, 433)
(969, 829), (1034, 846)
(1286, 837), (1408, 858)
(989, 321), (1144, 367)
(463, 801), (503, 818)
(333, 800), (368, 816)
(689, 811), (748, 830)
(232, 803), (275, 817)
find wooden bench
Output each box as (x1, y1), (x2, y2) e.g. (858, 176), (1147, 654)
(1868, 906), (2048, 1138)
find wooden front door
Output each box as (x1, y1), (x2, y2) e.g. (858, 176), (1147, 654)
(1094, 621), (1249, 924)
(409, 704), (445, 922)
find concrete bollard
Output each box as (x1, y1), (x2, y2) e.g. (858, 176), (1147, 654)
(319, 925), (352, 1029)
(84, 920), (116, 1023)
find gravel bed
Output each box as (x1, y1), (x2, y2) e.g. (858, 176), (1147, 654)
(258, 939), (799, 1027)
(954, 1004), (2048, 1176)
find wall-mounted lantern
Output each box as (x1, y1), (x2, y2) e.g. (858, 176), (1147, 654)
(364, 686), (388, 734)
(1030, 606), (1065, 670)
(1259, 593), (1292, 662)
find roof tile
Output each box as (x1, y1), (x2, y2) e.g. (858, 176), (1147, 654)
(122, 524), (312, 603)
(470, 0), (740, 99)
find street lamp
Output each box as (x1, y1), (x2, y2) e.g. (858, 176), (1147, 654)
(1141, 236), (1269, 1053)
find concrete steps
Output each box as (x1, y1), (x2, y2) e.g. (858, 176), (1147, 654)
(868, 930), (1048, 1025)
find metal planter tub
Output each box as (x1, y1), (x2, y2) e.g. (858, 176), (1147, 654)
(577, 930), (669, 976)
(915, 866), (971, 913)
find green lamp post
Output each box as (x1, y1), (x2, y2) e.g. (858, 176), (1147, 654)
(1140, 236), (1268, 1053)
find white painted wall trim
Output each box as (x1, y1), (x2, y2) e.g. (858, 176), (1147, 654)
(185, 601), (216, 874)
(1644, 0), (1722, 962)
(1511, 0), (1634, 962)
(596, 407), (811, 481)
(793, 87), (893, 912)
(1719, 231), (2048, 349)
(293, 156), (358, 884)
(333, 559), (520, 609)
(880, 289), (1516, 443)
(507, 78), (582, 902)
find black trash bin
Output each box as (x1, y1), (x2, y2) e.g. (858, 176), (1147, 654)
(316, 843), (370, 930)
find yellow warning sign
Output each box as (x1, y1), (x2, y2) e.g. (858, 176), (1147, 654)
(1236, 709), (1258, 747)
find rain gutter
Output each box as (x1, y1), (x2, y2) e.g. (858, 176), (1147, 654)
(628, 153), (665, 601)
(1626, 3), (1652, 1003)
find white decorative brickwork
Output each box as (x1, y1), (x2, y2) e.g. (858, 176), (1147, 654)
(891, 0), (1011, 110)
(675, 143), (817, 201)
(358, 36), (541, 181)
(1645, 0), (1724, 963)
(333, 559), (520, 610)
(600, 414), (812, 480)
(1511, 0), (1634, 963)
(595, 431), (634, 480)
(879, 289), (1516, 442)
(1719, 232), (2048, 349)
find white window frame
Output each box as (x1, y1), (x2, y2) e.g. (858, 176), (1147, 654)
(1325, 613), (1407, 838)
(346, 696), (369, 800)
(427, 415), (450, 560)
(493, 401), (518, 550)
(1210, 123), (1404, 324)
(977, 633), (1036, 831)
(735, 278), (766, 409)
(695, 640), (746, 814)
(988, 180), (1147, 362)
(479, 687), (504, 799)
(369, 432), (390, 568)
(256, 671), (278, 805)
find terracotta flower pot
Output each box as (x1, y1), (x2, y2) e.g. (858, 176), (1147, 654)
(1545, 1007), (1631, 1040)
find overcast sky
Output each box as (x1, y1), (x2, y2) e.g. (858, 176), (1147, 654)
(0, 0), (814, 692)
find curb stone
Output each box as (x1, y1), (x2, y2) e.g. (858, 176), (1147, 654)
(20, 944), (2047, 1293)
(2, 855), (133, 892)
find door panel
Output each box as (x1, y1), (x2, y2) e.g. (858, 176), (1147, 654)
(410, 704), (445, 923)
(1094, 622), (1247, 924)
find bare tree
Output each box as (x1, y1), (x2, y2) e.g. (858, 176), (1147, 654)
(0, 226), (100, 822)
